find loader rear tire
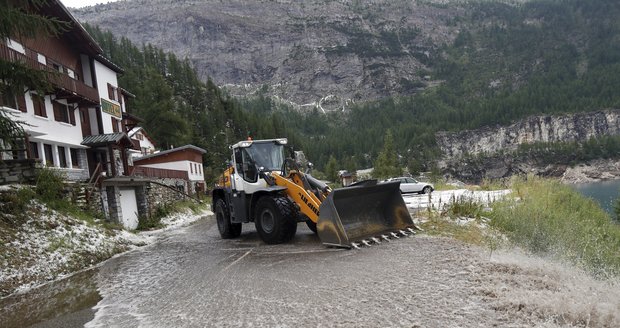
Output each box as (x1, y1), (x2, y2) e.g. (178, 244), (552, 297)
(254, 196), (297, 244)
(215, 199), (242, 239)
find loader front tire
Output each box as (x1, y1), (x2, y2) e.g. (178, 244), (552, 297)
(215, 199), (242, 239)
(254, 196), (297, 244)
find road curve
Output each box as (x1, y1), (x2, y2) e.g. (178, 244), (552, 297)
(4, 217), (619, 327)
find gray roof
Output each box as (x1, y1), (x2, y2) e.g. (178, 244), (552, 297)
(133, 145), (206, 161)
(81, 132), (131, 147)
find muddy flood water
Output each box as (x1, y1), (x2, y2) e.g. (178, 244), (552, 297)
(1, 217), (619, 327)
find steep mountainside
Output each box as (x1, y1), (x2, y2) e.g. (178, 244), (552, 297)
(74, 0), (463, 109)
(74, 0), (620, 176)
(437, 110), (620, 182)
(437, 110), (620, 159)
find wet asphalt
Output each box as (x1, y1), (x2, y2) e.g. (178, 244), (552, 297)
(2, 216), (502, 328)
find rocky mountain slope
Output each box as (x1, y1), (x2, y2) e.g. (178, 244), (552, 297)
(74, 0), (620, 176)
(73, 0), (464, 110)
(437, 110), (620, 182)
(437, 110), (620, 160)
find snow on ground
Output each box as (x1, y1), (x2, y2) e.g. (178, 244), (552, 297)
(403, 189), (511, 212)
(0, 200), (212, 298)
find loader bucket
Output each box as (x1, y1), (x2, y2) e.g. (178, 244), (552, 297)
(317, 180), (415, 248)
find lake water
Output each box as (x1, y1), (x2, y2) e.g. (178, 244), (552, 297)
(571, 179), (620, 216)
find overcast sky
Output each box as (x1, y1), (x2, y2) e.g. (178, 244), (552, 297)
(61, 0), (117, 9)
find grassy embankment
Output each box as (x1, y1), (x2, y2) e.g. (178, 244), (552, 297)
(422, 176), (620, 278)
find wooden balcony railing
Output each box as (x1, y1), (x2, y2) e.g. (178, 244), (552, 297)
(0, 42), (100, 105)
(130, 166), (189, 180)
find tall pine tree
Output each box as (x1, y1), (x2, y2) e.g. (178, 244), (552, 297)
(373, 130), (402, 179)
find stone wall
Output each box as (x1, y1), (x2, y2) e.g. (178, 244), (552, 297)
(64, 149), (90, 181)
(97, 177), (193, 228)
(0, 159), (37, 185)
(145, 178), (188, 217)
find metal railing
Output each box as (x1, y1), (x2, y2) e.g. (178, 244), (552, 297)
(0, 43), (99, 104)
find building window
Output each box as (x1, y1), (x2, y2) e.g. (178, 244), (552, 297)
(37, 53), (46, 65)
(6, 39), (25, 54)
(0, 90), (26, 112)
(0, 90), (17, 109)
(190, 162), (194, 174)
(32, 94), (46, 117)
(199, 165), (202, 174)
(111, 117), (119, 133)
(136, 133), (144, 141)
(107, 83), (118, 101)
(49, 60), (63, 73)
(58, 146), (67, 168)
(53, 101), (75, 125)
(29, 142), (39, 159)
(70, 148), (79, 168)
(44, 144), (53, 166)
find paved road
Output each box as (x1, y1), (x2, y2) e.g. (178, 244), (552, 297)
(4, 217), (618, 327)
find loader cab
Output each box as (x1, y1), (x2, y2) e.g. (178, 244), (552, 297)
(231, 138), (287, 193)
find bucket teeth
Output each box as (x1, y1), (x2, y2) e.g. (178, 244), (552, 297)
(399, 230), (408, 236)
(371, 237), (381, 244)
(390, 232), (400, 239)
(362, 239), (372, 247)
(407, 228), (417, 234)
(351, 242), (361, 250)
(381, 235), (390, 242)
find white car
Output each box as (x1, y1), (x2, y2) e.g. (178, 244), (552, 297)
(385, 177), (434, 194)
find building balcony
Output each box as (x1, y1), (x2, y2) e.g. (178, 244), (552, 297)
(0, 42), (100, 106)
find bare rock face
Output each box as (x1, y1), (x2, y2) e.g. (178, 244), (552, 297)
(72, 0), (462, 110)
(437, 110), (620, 160)
(436, 110), (620, 182)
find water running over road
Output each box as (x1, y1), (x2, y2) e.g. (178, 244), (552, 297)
(2, 218), (618, 327)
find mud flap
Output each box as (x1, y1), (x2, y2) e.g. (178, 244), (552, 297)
(317, 181), (415, 248)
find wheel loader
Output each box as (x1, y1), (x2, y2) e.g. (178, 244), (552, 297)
(211, 138), (418, 248)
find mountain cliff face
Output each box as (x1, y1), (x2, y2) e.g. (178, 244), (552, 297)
(437, 110), (620, 182)
(437, 110), (620, 160)
(73, 0), (462, 110)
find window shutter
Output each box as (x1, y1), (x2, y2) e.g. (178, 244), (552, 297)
(32, 95), (46, 117)
(70, 107), (76, 126)
(107, 84), (115, 100)
(17, 94), (26, 112)
(112, 117), (119, 132)
(53, 102), (61, 121)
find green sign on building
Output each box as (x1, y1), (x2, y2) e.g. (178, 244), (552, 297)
(101, 98), (121, 118)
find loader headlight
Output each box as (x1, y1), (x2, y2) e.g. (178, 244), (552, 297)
(239, 141), (253, 148)
(276, 138), (288, 145)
